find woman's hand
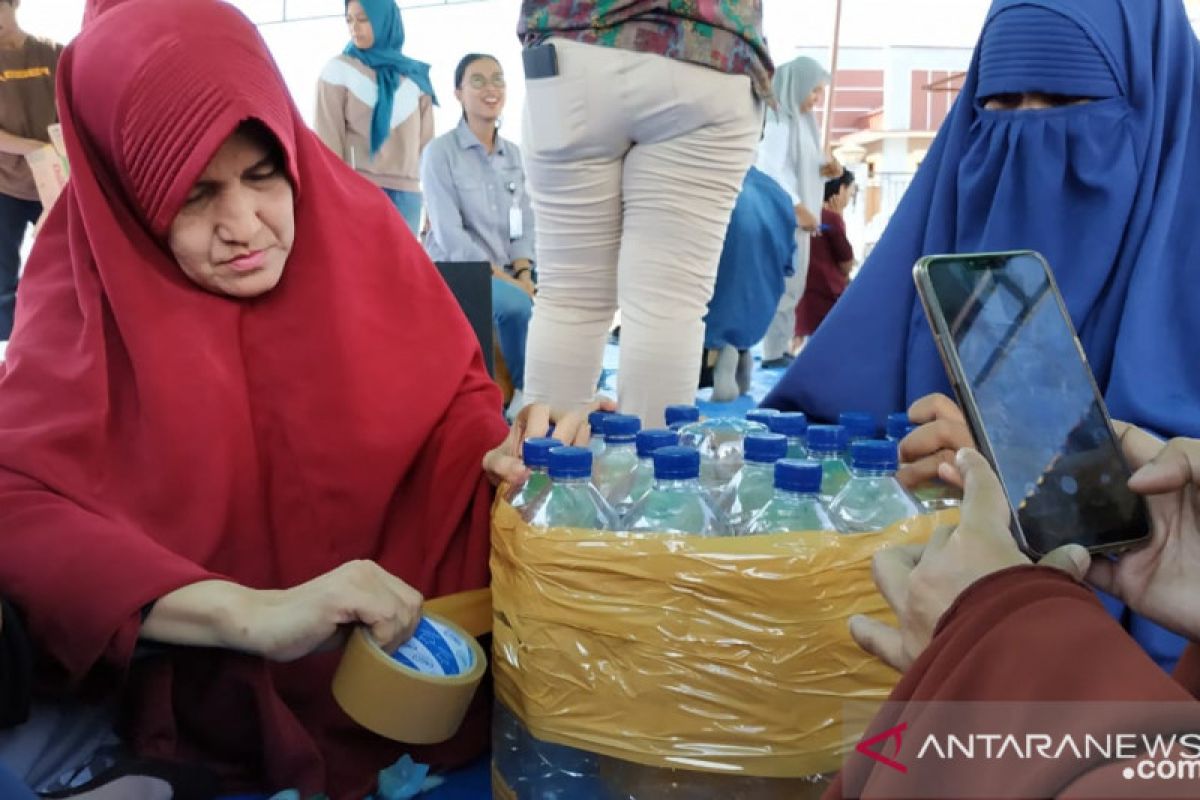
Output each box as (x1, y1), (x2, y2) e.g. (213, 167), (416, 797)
(144, 562), (424, 662)
(820, 158), (844, 179)
(1087, 425), (1200, 642)
(481, 397), (619, 487)
(796, 204), (820, 232)
(897, 393), (976, 490)
(511, 259), (536, 297)
(849, 449), (1088, 671)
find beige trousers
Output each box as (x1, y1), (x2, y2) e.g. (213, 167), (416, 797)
(521, 39), (761, 428)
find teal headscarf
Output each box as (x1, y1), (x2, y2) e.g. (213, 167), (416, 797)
(343, 0), (438, 156)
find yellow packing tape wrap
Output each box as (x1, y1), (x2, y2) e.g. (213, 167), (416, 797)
(492, 498), (958, 779)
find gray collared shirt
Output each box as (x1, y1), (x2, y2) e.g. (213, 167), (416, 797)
(420, 119), (536, 266)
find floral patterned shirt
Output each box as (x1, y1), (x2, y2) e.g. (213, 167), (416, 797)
(518, 1), (773, 101)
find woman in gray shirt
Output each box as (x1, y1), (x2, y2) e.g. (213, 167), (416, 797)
(421, 53), (535, 417)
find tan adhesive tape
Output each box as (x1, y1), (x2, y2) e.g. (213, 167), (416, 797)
(332, 612), (488, 744)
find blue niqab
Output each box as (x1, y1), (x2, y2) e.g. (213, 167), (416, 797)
(765, 0), (1200, 442)
(344, 0), (438, 156)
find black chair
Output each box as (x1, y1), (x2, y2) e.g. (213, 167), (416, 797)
(434, 261), (494, 377)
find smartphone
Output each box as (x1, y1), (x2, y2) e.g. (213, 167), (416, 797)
(913, 251), (1149, 558)
(522, 43), (559, 80)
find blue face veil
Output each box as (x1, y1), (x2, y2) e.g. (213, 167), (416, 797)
(765, 0), (1200, 440)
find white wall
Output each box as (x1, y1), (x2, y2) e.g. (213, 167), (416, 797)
(23, 0), (1003, 148)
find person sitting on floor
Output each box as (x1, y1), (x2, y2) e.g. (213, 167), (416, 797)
(699, 165), (796, 402)
(0, 3), (585, 797)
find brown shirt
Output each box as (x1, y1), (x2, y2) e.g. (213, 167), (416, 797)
(314, 54), (434, 194)
(0, 35), (63, 201)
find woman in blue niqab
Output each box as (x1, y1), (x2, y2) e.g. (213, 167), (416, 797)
(764, 0), (1200, 445)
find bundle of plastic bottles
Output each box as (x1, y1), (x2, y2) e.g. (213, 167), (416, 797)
(508, 406), (960, 538)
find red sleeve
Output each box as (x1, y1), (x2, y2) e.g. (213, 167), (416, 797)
(0, 477), (218, 681)
(823, 209), (854, 265)
(826, 567), (1200, 800)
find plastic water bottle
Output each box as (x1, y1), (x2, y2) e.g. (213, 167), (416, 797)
(743, 459), (838, 534)
(829, 440), (922, 532)
(766, 412), (808, 458)
(593, 414), (641, 507)
(745, 408), (780, 427)
(507, 437), (561, 512)
(524, 447), (618, 530)
(606, 428), (680, 518)
(839, 411), (878, 442)
(721, 433), (788, 532)
(664, 404), (701, 430)
(623, 446), (727, 536)
(807, 425), (852, 502)
(676, 417), (769, 495)
(886, 412), (911, 441)
(588, 410), (613, 455)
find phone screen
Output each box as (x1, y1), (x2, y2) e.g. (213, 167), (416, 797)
(923, 252), (1148, 556)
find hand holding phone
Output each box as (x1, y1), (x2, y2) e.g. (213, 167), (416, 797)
(1086, 426), (1200, 642)
(913, 251), (1150, 558)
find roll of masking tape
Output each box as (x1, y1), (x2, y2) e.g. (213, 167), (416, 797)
(332, 612), (487, 744)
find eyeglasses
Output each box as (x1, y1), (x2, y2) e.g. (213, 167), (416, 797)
(467, 74), (506, 90)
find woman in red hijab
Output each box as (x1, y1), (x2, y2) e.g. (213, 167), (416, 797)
(0, 0), (562, 796)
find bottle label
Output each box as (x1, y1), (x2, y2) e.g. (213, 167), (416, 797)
(391, 617), (475, 676)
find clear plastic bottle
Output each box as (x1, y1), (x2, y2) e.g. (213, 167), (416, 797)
(766, 412), (808, 458)
(743, 459), (838, 534)
(524, 446), (618, 530)
(721, 432), (788, 532)
(745, 408), (780, 427)
(587, 409), (613, 455)
(593, 414), (641, 507)
(838, 411), (879, 443)
(829, 440), (922, 533)
(885, 412), (911, 441)
(507, 437), (561, 512)
(623, 446), (728, 536)
(806, 424), (852, 503)
(664, 404), (701, 430)
(676, 417), (769, 495)
(607, 428), (680, 518)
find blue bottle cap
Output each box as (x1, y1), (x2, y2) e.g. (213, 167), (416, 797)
(522, 437), (561, 469)
(886, 412), (911, 441)
(839, 411), (879, 440)
(588, 410), (613, 430)
(775, 459), (824, 493)
(806, 424), (849, 454)
(745, 408), (781, 427)
(743, 433), (788, 464)
(850, 439), (899, 472)
(548, 446), (593, 479)
(636, 428), (679, 458)
(652, 446), (701, 480)
(766, 412), (808, 437)
(601, 413), (641, 442)
(664, 405), (701, 427)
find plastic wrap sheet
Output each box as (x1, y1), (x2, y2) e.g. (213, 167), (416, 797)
(491, 498), (959, 780)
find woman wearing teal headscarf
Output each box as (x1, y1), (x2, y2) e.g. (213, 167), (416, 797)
(316, 0), (437, 232)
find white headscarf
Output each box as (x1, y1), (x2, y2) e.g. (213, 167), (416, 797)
(770, 56), (831, 207)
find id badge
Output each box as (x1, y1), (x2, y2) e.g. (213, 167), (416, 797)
(509, 206), (524, 241)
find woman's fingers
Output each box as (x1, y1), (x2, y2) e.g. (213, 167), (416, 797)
(896, 450), (957, 490)
(872, 543), (924, 613)
(1127, 436), (1199, 496)
(849, 615), (908, 672)
(906, 393), (966, 426)
(899, 416), (973, 465)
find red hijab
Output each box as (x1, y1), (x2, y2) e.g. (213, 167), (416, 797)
(0, 0), (507, 795)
